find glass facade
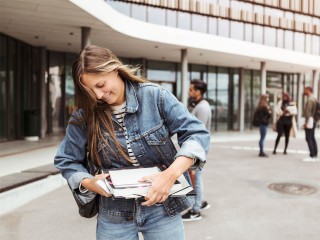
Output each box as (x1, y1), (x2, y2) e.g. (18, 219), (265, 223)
(1, 0), (320, 141)
(0, 33), (41, 141)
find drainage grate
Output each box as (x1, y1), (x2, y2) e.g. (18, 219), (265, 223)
(268, 183), (317, 196)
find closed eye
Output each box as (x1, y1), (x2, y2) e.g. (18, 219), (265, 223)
(96, 83), (104, 88)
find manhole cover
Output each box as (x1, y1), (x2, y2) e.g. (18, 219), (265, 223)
(268, 183), (317, 196)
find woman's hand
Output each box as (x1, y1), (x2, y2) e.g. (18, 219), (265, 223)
(139, 156), (194, 206)
(139, 171), (176, 206)
(81, 173), (112, 197)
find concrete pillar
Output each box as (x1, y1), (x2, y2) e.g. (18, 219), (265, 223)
(312, 69), (319, 99)
(181, 49), (188, 106)
(39, 46), (47, 138)
(239, 68), (245, 132)
(297, 73), (303, 128)
(81, 27), (91, 49)
(260, 62), (266, 94)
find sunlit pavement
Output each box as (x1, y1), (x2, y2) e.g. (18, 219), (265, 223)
(1, 130), (320, 240)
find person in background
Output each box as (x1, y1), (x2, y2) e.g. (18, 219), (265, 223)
(302, 86), (318, 162)
(253, 94), (272, 157)
(182, 79), (212, 221)
(54, 45), (210, 240)
(273, 92), (297, 155)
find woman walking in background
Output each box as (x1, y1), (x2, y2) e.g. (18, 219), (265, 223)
(253, 94), (272, 157)
(273, 92), (297, 155)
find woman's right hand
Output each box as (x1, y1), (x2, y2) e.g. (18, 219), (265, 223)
(81, 174), (112, 197)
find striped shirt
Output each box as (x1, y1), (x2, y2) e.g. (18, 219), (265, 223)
(111, 102), (140, 167)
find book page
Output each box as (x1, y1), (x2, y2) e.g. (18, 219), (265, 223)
(109, 166), (160, 187)
(96, 179), (111, 194)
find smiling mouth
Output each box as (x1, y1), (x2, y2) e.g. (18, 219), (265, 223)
(103, 92), (111, 101)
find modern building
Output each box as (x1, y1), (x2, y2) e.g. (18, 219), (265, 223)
(1, 0), (320, 142)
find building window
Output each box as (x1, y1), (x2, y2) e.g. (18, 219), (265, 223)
(217, 67), (229, 131)
(253, 25), (263, 44)
(106, 0), (131, 16)
(294, 32), (305, 52)
(177, 12), (191, 30)
(218, 19), (229, 38)
(305, 34), (312, 54)
(147, 6), (166, 25)
(191, 14), (207, 33)
(312, 35), (320, 55)
(230, 21), (244, 40)
(276, 29), (284, 48)
(245, 23), (253, 42)
(284, 30), (294, 50)
(208, 18), (217, 35)
(166, 9), (177, 28)
(264, 27), (276, 47)
(131, 4), (147, 21)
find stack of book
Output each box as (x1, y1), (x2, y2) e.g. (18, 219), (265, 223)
(97, 166), (193, 199)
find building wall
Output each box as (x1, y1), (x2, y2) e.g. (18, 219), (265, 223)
(106, 0), (320, 56)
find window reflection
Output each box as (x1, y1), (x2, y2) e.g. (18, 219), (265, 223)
(230, 21), (244, 40)
(147, 61), (176, 82)
(305, 34), (312, 54)
(264, 27), (276, 46)
(245, 23), (253, 42)
(0, 35), (7, 141)
(106, 0), (130, 16)
(207, 68), (217, 132)
(191, 14), (207, 33)
(253, 25), (263, 44)
(312, 35), (320, 55)
(208, 18), (217, 35)
(218, 19), (229, 38)
(177, 12), (191, 30)
(284, 30), (293, 50)
(148, 6), (165, 25)
(277, 29), (284, 48)
(167, 9), (177, 28)
(217, 67), (229, 131)
(294, 32), (305, 52)
(132, 4), (147, 21)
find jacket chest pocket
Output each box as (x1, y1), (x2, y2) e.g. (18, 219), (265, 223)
(143, 122), (176, 161)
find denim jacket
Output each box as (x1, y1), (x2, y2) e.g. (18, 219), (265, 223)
(54, 80), (210, 222)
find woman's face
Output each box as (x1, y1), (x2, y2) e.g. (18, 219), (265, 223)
(81, 71), (125, 106)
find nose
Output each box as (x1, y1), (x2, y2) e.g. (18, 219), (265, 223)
(93, 89), (104, 100)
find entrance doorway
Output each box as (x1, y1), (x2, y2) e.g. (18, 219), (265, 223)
(266, 88), (282, 125)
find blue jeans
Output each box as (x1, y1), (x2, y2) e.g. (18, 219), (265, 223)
(96, 201), (185, 240)
(192, 169), (203, 213)
(305, 126), (318, 157)
(259, 124), (268, 154)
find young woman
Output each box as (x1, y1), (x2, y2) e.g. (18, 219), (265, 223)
(273, 92), (297, 155)
(253, 94), (272, 157)
(54, 45), (210, 240)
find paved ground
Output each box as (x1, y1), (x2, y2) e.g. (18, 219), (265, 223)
(1, 130), (320, 240)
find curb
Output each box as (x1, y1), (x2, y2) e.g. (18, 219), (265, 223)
(0, 174), (66, 216)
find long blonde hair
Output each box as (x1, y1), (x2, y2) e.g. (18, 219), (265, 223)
(72, 45), (146, 166)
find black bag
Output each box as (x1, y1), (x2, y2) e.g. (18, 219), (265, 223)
(252, 110), (261, 127)
(68, 151), (100, 218)
(314, 100), (320, 122)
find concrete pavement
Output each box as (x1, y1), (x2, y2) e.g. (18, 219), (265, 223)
(1, 130), (320, 239)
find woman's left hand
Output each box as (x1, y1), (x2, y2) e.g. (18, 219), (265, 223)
(139, 171), (175, 206)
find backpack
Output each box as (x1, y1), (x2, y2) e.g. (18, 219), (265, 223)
(313, 100), (320, 122)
